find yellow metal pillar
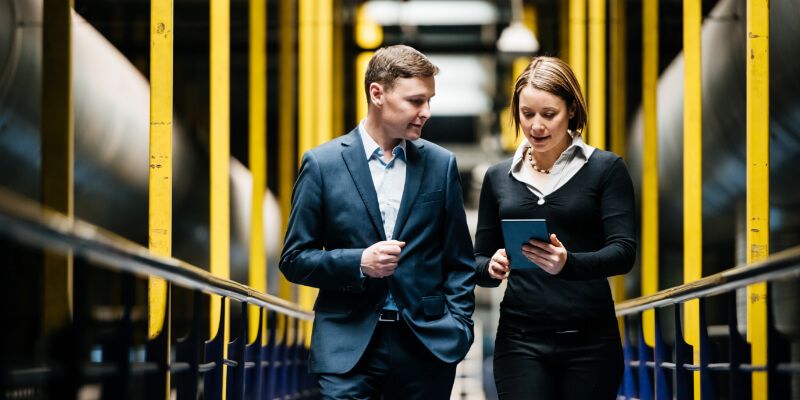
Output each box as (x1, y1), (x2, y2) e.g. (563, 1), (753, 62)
(500, 59), (531, 152)
(298, 0), (315, 159)
(609, 0), (626, 160)
(248, 0), (267, 345)
(354, 2), (383, 122)
(587, 0), (606, 150)
(148, 0), (173, 396)
(41, 0), (74, 334)
(746, 0), (770, 397)
(298, 0), (324, 347)
(210, 0), (231, 394)
(278, 0), (297, 301)
(641, 0), (659, 348)
(682, 0), (703, 397)
(355, 52), (373, 123)
(559, 0), (569, 59)
(608, 0), (626, 332)
(332, 0), (345, 136)
(355, 2), (383, 50)
(568, 0), (586, 141)
(315, 0), (334, 145)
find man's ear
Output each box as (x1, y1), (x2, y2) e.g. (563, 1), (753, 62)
(369, 82), (384, 107)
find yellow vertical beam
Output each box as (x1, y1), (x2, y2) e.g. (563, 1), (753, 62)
(210, 0), (230, 394)
(298, 0), (315, 159)
(608, 0), (626, 335)
(587, 0), (605, 150)
(569, 0), (586, 140)
(315, 0), (334, 144)
(248, 0), (267, 345)
(332, 0), (344, 135)
(298, 0), (319, 347)
(148, 0), (173, 396)
(559, 0), (569, 59)
(641, 0), (659, 348)
(354, 3), (383, 50)
(278, 0), (298, 346)
(355, 52), (373, 123)
(501, 58), (531, 152)
(746, 0), (770, 397)
(609, 0), (626, 160)
(682, 0), (703, 397)
(41, 0), (74, 334)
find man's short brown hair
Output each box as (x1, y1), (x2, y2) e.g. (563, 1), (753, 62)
(364, 45), (439, 103)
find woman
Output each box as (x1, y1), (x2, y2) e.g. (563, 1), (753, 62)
(475, 56), (636, 399)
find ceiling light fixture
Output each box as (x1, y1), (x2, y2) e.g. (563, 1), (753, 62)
(497, 0), (539, 54)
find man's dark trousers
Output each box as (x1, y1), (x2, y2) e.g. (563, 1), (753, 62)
(317, 318), (457, 399)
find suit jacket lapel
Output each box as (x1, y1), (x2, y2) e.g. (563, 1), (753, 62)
(341, 129), (386, 240)
(391, 140), (424, 240)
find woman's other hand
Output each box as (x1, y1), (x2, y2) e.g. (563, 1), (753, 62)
(522, 234), (568, 275)
(488, 248), (510, 280)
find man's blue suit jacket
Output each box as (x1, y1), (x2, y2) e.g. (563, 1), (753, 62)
(279, 128), (476, 374)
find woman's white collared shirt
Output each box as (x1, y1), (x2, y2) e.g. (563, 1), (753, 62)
(509, 134), (596, 206)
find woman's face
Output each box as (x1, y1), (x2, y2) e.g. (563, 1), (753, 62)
(518, 86), (574, 156)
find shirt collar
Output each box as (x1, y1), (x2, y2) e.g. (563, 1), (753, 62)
(509, 132), (594, 174)
(359, 120), (407, 161)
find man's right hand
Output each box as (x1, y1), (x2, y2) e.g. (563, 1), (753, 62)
(360, 240), (406, 278)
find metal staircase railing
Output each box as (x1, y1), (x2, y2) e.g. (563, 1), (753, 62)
(0, 188), (316, 399)
(615, 245), (800, 399)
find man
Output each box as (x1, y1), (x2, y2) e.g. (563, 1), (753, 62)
(279, 45), (476, 399)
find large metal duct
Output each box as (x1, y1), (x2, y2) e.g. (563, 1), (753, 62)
(627, 0), (800, 285)
(0, 0), (282, 289)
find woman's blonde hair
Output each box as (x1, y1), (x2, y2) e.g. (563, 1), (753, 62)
(510, 56), (587, 137)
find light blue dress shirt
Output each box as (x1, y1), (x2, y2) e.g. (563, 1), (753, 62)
(359, 122), (406, 311)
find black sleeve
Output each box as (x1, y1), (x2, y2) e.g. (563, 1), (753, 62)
(474, 169), (504, 288)
(559, 157), (637, 280)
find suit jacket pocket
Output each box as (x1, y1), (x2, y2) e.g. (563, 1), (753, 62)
(417, 190), (443, 204)
(421, 295), (446, 319)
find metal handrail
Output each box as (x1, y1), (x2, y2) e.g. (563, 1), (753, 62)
(0, 187), (312, 320)
(615, 244), (800, 317)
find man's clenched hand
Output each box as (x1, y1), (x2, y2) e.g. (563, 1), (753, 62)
(360, 240), (406, 278)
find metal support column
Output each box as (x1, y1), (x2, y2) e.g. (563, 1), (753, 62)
(641, 0), (659, 349)
(587, 0), (606, 150)
(568, 0), (586, 140)
(41, 0), (74, 336)
(746, 0), (770, 397)
(210, 0), (231, 394)
(682, 0), (703, 397)
(148, 0), (173, 396)
(248, 0), (268, 345)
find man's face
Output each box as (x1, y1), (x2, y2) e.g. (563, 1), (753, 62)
(374, 76), (435, 141)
